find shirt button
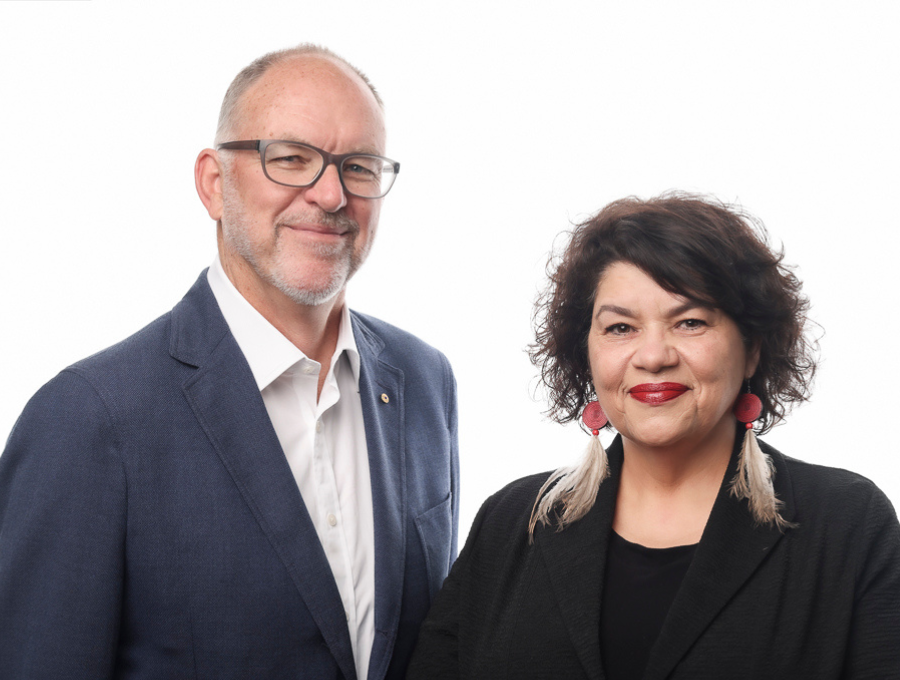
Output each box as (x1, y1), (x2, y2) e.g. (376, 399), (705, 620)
(327, 513), (337, 527)
(316, 420), (323, 433)
(303, 364), (316, 375)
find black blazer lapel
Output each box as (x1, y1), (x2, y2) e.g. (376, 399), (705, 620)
(352, 314), (406, 680)
(171, 274), (358, 680)
(643, 438), (797, 680)
(533, 437), (626, 680)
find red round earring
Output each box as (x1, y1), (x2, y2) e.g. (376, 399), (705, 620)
(733, 391), (762, 429)
(582, 401), (608, 435)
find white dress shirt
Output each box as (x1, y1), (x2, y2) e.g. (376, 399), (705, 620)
(207, 258), (375, 680)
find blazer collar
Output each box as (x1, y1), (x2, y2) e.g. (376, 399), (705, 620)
(533, 436), (625, 680)
(533, 432), (796, 680)
(351, 311), (408, 680)
(644, 434), (795, 680)
(171, 273), (359, 680)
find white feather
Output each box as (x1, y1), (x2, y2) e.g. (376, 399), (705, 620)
(730, 428), (793, 530)
(528, 434), (608, 540)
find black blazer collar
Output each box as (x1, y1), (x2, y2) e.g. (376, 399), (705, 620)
(532, 432), (796, 680)
(645, 435), (795, 680)
(532, 437), (625, 679)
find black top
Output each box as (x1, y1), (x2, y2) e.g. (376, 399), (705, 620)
(600, 532), (697, 680)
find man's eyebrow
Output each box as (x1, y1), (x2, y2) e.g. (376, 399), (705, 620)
(275, 136), (383, 156)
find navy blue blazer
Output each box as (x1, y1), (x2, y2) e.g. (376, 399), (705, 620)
(0, 272), (459, 680)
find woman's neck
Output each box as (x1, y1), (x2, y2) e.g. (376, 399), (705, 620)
(612, 419), (736, 548)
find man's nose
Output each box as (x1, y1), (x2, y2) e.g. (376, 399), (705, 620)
(303, 163), (347, 213)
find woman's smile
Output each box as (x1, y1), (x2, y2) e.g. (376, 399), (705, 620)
(589, 262), (759, 451)
(628, 382), (689, 404)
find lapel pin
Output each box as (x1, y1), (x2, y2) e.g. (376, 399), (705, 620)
(380, 393), (390, 404)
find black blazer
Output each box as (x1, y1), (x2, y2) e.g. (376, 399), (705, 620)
(407, 436), (900, 679)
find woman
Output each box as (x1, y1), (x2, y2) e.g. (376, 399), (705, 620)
(407, 194), (900, 679)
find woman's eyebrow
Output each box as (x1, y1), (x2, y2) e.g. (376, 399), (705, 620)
(594, 304), (633, 319)
(595, 300), (711, 320)
(666, 300), (706, 316)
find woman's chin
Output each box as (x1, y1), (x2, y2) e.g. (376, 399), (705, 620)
(623, 431), (688, 451)
(618, 413), (735, 456)
(619, 421), (691, 451)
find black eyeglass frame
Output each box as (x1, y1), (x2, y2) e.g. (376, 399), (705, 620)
(216, 139), (400, 199)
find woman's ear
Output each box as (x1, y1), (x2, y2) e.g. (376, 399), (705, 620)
(745, 340), (761, 379)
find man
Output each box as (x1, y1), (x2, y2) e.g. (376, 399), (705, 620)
(0, 45), (459, 680)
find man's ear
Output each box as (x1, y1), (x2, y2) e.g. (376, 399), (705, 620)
(195, 148), (224, 221)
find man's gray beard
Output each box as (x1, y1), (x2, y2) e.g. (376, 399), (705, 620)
(271, 230), (356, 306)
(221, 189), (363, 307)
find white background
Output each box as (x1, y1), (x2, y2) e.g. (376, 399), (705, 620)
(1, 1), (898, 540)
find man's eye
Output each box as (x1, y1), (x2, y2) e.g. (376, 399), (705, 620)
(271, 155), (306, 164)
(344, 163), (379, 179)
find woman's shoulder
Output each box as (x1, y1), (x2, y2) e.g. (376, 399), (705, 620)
(484, 471), (554, 508)
(763, 440), (898, 525)
(461, 472), (556, 551)
(474, 472), (554, 525)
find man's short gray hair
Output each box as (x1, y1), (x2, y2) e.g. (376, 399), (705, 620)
(214, 43), (383, 145)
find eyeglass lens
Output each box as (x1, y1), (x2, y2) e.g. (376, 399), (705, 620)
(263, 142), (397, 198)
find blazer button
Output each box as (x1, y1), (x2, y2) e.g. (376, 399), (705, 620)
(380, 393), (390, 404)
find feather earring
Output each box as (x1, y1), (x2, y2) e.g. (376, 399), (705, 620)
(730, 385), (791, 529)
(528, 401), (609, 537)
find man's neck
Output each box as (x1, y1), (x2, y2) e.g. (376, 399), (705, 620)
(220, 252), (345, 385)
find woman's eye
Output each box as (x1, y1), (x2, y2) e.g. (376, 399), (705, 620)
(679, 318), (707, 330)
(605, 323), (632, 335)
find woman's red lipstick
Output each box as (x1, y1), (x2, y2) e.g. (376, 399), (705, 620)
(629, 382), (688, 404)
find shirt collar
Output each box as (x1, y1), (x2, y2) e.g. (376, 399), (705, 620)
(207, 256), (360, 391)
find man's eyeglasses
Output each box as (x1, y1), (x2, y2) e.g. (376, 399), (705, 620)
(216, 139), (400, 199)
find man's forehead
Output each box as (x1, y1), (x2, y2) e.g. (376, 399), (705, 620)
(249, 55), (376, 108)
(232, 55), (385, 144)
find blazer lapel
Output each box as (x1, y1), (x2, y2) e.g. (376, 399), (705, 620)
(643, 437), (797, 680)
(171, 274), (358, 680)
(351, 313), (406, 680)
(533, 437), (626, 680)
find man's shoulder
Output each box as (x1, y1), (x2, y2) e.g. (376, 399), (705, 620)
(72, 311), (172, 372)
(67, 272), (220, 381)
(41, 309), (181, 416)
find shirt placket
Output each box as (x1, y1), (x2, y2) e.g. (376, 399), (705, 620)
(309, 359), (360, 654)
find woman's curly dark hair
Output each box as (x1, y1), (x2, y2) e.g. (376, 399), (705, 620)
(529, 192), (817, 434)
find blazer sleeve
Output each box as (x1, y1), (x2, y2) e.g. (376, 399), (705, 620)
(0, 370), (125, 679)
(444, 352), (460, 562)
(842, 485), (900, 679)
